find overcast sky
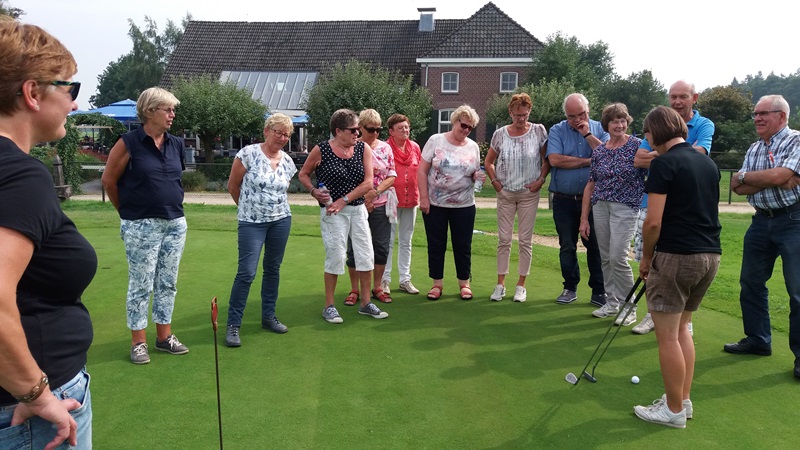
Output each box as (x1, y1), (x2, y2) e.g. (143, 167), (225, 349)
(20, 0), (800, 110)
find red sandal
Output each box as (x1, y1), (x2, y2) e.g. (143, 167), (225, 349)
(427, 286), (443, 300)
(344, 290), (358, 306)
(372, 289), (392, 303)
(460, 286), (473, 300)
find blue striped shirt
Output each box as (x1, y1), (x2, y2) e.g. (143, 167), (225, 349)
(740, 126), (800, 209)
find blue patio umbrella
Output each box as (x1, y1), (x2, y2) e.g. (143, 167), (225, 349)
(70, 99), (140, 126)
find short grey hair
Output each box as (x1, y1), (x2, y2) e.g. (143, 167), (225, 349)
(758, 94), (790, 116)
(450, 104), (480, 126)
(562, 93), (589, 115)
(136, 87), (180, 123)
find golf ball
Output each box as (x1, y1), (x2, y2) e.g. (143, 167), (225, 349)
(631, 376), (640, 384)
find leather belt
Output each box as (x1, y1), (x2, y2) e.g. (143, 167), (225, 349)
(754, 201), (800, 218)
(553, 192), (583, 201)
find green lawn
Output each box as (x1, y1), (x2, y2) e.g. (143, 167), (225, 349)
(64, 202), (797, 449)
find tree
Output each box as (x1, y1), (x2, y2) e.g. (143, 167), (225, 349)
(90, 14), (191, 107)
(170, 75), (267, 164)
(697, 86), (753, 123)
(528, 32), (615, 94)
(303, 61), (433, 145)
(697, 86), (756, 166)
(599, 70), (666, 131)
(0, 0), (23, 18)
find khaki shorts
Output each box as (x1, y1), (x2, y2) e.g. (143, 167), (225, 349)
(645, 252), (720, 314)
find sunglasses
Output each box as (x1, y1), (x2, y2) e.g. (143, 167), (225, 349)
(458, 121), (474, 132)
(341, 127), (362, 136)
(363, 126), (383, 133)
(51, 81), (81, 101)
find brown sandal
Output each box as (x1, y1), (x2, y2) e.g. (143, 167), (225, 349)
(427, 286), (443, 300)
(344, 290), (358, 306)
(372, 289), (392, 303)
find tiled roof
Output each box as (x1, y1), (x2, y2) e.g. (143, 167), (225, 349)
(162, 2), (541, 87)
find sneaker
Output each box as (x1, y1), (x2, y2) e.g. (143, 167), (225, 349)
(262, 316), (288, 334)
(323, 305), (344, 324)
(155, 334), (189, 355)
(633, 397), (687, 428)
(651, 394), (694, 420)
(614, 304), (636, 326)
(687, 322), (694, 337)
(513, 286), (527, 302)
(130, 342), (150, 364)
(592, 302), (619, 318)
(632, 313), (655, 335)
(556, 289), (577, 304)
(590, 293), (608, 307)
(398, 280), (420, 294)
(358, 301), (389, 319)
(490, 284), (506, 301)
(225, 326), (241, 347)
(380, 280), (391, 295)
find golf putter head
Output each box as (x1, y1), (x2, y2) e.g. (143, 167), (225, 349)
(582, 371), (597, 383)
(565, 372), (579, 385)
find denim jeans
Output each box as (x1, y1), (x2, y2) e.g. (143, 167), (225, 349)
(227, 217), (292, 327)
(121, 217), (187, 330)
(0, 369), (91, 449)
(552, 195), (605, 294)
(739, 210), (800, 357)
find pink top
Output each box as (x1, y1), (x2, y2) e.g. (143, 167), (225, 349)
(370, 140), (397, 207)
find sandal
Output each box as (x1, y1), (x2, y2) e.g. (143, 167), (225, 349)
(460, 286), (473, 300)
(372, 289), (393, 304)
(427, 286), (443, 301)
(344, 290), (358, 306)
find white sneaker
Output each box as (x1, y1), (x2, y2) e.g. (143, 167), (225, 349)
(592, 302), (619, 318)
(652, 394), (693, 419)
(634, 397), (687, 428)
(490, 284), (506, 301)
(632, 313), (655, 334)
(512, 286), (527, 302)
(398, 280), (419, 294)
(380, 280), (391, 295)
(614, 304), (636, 326)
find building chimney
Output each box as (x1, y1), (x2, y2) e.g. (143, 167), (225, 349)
(418, 7), (435, 32)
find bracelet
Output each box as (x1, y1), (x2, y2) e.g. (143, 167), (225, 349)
(14, 372), (48, 403)
(310, 188), (317, 195)
(490, 179), (498, 184)
(583, 132), (592, 138)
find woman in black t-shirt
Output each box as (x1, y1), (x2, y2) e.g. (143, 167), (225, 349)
(0, 20), (97, 449)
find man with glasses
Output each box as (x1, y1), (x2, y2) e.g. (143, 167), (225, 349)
(630, 80), (715, 335)
(546, 93), (608, 306)
(724, 94), (800, 379)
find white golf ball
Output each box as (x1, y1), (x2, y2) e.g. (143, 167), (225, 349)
(631, 375), (640, 384)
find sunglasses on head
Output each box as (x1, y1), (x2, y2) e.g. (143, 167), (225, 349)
(363, 126), (383, 133)
(51, 81), (81, 101)
(458, 121), (474, 132)
(341, 127), (362, 136)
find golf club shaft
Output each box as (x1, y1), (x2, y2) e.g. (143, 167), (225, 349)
(211, 297), (223, 450)
(589, 281), (647, 377)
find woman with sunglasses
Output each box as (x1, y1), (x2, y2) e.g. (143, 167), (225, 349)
(343, 109), (396, 306)
(484, 93), (549, 303)
(299, 109), (389, 324)
(102, 87), (189, 364)
(418, 104), (485, 300)
(0, 20), (96, 449)
(223, 113), (297, 347)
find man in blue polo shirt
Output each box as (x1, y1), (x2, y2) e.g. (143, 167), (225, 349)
(631, 80), (715, 334)
(547, 93), (609, 306)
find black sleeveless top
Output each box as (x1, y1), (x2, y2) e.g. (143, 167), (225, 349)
(315, 140), (366, 206)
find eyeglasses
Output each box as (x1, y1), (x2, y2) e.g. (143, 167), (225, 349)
(511, 112), (530, 119)
(341, 127), (362, 136)
(392, 125), (411, 131)
(271, 129), (291, 139)
(751, 110), (782, 119)
(156, 107), (177, 115)
(51, 81), (81, 101)
(458, 121), (474, 132)
(363, 126), (383, 133)
(567, 110), (588, 120)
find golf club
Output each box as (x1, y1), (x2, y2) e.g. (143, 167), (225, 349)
(211, 297), (223, 450)
(565, 278), (646, 385)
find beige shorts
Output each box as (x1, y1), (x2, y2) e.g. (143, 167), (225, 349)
(320, 204), (374, 274)
(645, 252), (720, 314)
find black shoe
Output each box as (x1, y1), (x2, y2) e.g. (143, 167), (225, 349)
(262, 316), (288, 334)
(590, 293), (608, 307)
(794, 358), (800, 379)
(723, 338), (772, 356)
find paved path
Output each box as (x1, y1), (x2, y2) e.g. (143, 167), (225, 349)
(72, 192), (756, 214)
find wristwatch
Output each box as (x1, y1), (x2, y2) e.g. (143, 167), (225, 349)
(738, 172), (746, 184)
(342, 195), (350, 203)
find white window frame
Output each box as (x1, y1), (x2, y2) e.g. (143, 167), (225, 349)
(438, 109), (454, 133)
(441, 72), (459, 93)
(500, 72), (518, 93)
